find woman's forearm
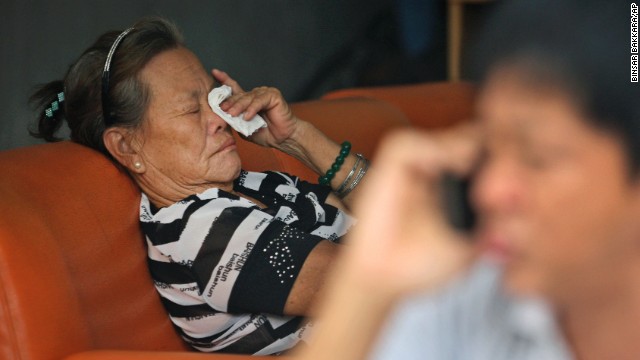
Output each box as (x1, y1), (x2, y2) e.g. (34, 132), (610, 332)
(275, 120), (368, 208)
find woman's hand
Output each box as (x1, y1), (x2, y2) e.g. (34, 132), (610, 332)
(340, 126), (480, 298)
(212, 69), (299, 148)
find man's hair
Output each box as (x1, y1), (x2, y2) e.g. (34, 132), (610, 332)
(470, 0), (640, 173)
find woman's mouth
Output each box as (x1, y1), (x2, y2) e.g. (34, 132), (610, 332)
(217, 137), (236, 153)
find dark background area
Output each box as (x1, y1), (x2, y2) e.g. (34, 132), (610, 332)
(1, 0), (497, 151)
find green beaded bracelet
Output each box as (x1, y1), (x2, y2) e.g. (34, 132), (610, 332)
(319, 141), (351, 186)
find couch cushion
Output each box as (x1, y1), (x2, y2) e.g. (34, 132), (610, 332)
(0, 142), (189, 360)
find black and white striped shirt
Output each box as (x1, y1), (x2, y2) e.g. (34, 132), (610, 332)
(140, 170), (355, 354)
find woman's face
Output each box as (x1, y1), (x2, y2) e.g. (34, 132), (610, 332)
(473, 68), (640, 304)
(134, 47), (240, 197)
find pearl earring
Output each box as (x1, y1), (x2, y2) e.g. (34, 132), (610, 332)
(134, 162), (142, 169)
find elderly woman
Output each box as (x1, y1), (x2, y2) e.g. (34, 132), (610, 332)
(301, 0), (640, 359)
(30, 18), (366, 354)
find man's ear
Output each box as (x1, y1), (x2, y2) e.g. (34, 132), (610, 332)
(103, 127), (145, 173)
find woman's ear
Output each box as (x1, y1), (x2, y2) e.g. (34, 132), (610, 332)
(103, 127), (145, 173)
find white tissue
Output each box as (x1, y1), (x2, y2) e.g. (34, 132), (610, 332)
(207, 85), (267, 137)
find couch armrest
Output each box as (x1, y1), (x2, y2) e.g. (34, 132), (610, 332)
(65, 350), (284, 360)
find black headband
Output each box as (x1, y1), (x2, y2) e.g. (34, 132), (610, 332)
(101, 27), (135, 127)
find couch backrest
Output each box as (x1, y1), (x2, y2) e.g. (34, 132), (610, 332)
(236, 97), (411, 181)
(322, 82), (476, 129)
(0, 142), (190, 360)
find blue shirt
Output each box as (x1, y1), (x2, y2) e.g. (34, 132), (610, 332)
(370, 259), (573, 360)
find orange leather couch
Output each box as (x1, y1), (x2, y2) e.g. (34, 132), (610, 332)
(0, 82), (474, 360)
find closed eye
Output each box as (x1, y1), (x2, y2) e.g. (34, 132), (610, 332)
(180, 106), (200, 116)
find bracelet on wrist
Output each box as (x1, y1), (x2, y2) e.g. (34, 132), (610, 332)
(319, 141), (351, 186)
(338, 156), (369, 198)
(336, 153), (363, 193)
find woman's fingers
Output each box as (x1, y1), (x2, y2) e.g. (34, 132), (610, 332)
(220, 87), (287, 120)
(212, 68), (244, 94)
(220, 89), (268, 118)
(215, 85), (296, 147)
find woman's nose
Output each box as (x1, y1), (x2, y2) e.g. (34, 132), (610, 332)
(204, 104), (229, 134)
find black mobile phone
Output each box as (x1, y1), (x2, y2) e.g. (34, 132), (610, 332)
(440, 174), (476, 232)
